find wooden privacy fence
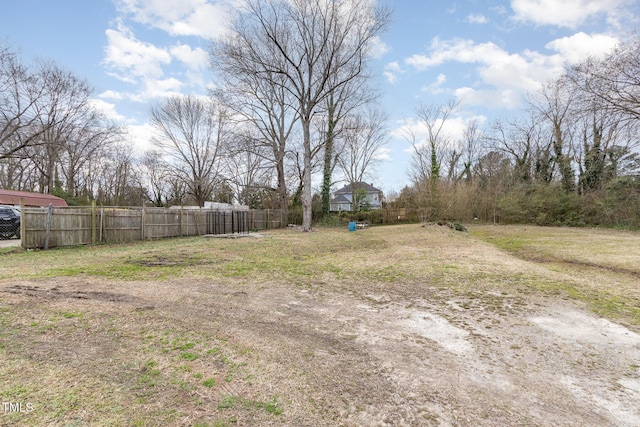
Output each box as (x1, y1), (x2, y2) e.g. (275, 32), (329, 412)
(21, 205), (283, 249)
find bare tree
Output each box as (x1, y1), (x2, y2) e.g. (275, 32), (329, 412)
(223, 129), (275, 207)
(459, 119), (484, 184)
(529, 78), (577, 192)
(209, 46), (298, 215)
(140, 149), (171, 207)
(1, 52), (124, 199)
(407, 100), (459, 219)
(90, 141), (145, 206)
(337, 108), (388, 210)
(569, 34), (640, 122)
(0, 46), (59, 161)
(216, 0), (390, 231)
(22, 61), (99, 194)
(150, 95), (229, 207)
(562, 61), (640, 193)
(485, 112), (552, 185)
(319, 73), (378, 216)
(60, 111), (122, 198)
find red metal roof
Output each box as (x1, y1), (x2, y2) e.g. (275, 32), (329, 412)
(0, 189), (68, 207)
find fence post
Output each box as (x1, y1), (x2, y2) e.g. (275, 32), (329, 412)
(44, 203), (53, 250)
(141, 206), (146, 240)
(19, 198), (25, 250)
(180, 207), (184, 237)
(99, 206), (104, 243)
(91, 200), (97, 244)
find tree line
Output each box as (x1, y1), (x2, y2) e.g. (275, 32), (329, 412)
(1, 0), (391, 232)
(2, 4), (639, 229)
(393, 33), (640, 228)
(0, 44), (135, 205)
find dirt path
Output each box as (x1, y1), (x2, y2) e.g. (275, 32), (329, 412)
(6, 275), (636, 426)
(200, 281), (640, 426)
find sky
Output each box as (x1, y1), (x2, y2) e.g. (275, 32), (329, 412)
(1, 0), (639, 196)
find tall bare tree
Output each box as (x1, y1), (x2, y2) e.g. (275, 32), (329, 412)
(21, 61), (100, 194)
(215, 0), (390, 231)
(337, 108), (388, 210)
(209, 48), (298, 215)
(407, 100), (459, 219)
(0, 46), (59, 161)
(94, 142), (145, 206)
(529, 78), (577, 192)
(319, 73), (377, 216)
(150, 95), (229, 207)
(140, 149), (171, 207)
(223, 128), (274, 207)
(459, 119), (484, 184)
(485, 111), (555, 186)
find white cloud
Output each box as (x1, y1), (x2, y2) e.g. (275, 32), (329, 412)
(405, 38), (550, 108)
(124, 122), (156, 154)
(114, 0), (235, 38)
(170, 43), (209, 70)
(465, 13), (488, 24)
(374, 146), (392, 161)
(103, 20), (214, 103)
(383, 61), (403, 84)
(421, 73), (447, 94)
(403, 33), (622, 109)
(454, 87), (524, 109)
(134, 77), (185, 102)
(103, 21), (171, 81)
(510, 0), (634, 28)
(406, 38), (505, 70)
(98, 90), (125, 101)
(368, 36), (390, 59)
(89, 99), (128, 122)
(545, 32), (619, 63)
(392, 116), (473, 151)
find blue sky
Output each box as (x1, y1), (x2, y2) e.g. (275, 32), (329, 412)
(1, 0), (638, 195)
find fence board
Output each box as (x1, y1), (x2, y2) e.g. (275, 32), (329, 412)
(21, 206), (278, 249)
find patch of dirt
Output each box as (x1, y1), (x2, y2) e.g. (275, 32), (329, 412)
(3, 283), (136, 303)
(249, 287), (640, 426)
(7, 275), (636, 426)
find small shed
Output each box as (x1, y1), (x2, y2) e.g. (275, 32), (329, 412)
(0, 189), (68, 207)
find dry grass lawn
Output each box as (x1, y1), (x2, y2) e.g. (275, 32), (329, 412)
(0, 224), (639, 426)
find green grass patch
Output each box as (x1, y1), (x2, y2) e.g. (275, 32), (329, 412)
(202, 378), (216, 388)
(217, 394), (282, 416)
(179, 352), (199, 361)
(61, 311), (84, 319)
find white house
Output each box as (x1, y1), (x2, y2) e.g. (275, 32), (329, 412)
(329, 182), (383, 212)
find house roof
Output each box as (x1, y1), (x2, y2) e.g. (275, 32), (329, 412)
(330, 194), (351, 204)
(334, 182), (381, 194)
(0, 189), (68, 207)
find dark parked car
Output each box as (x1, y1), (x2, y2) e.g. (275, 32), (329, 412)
(0, 206), (20, 239)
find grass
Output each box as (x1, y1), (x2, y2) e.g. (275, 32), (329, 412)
(0, 224), (639, 425)
(470, 225), (640, 325)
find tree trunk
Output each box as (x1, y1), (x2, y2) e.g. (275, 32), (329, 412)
(321, 97), (337, 216)
(302, 119), (313, 232)
(276, 158), (288, 217)
(321, 129), (335, 216)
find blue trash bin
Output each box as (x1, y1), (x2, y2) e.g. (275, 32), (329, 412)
(348, 221), (356, 231)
